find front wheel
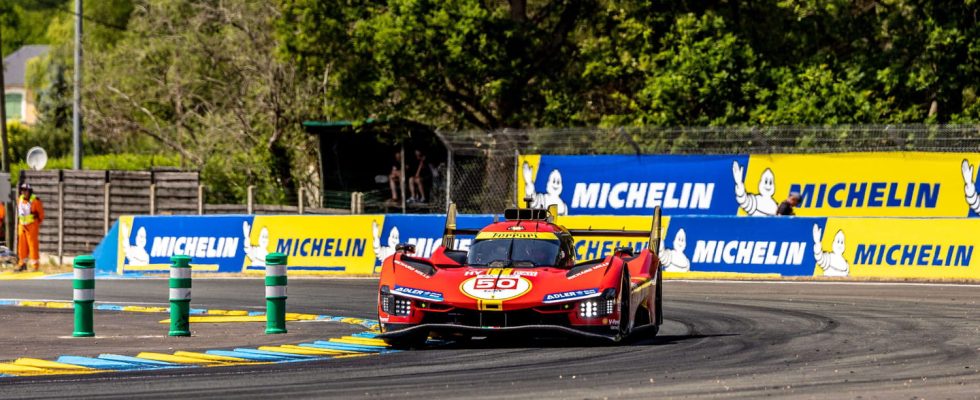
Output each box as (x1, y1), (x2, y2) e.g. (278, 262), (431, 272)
(616, 270), (632, 341)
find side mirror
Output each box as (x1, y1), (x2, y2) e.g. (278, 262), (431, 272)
(614, 246), (635, 257)
(396, 243), (416, 254)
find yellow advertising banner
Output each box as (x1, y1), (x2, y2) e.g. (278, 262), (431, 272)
(744, 152), (980, 217)
(816, 218), (980, 279)
(560, 215), (671, 261)
(245, 215), (384, 275)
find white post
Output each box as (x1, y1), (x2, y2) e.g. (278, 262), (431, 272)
(247, 185), (255, 214)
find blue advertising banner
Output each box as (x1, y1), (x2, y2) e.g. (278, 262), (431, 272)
(518, 154), (749, 216)
(374, 214), (495, 273)
(116, 215), (253, 273)
(659, 216), (828, 276)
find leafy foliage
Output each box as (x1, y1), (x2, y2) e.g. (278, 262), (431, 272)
(5, 0), (980, 206)
(278, 0), (980, 127)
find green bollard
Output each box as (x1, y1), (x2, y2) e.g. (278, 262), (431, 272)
(168, 255), (192, 336)
(265, 253), (287, 334)
(72, 255), (96, 337)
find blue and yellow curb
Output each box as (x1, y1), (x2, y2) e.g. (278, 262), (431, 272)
(0, 333), (391, 377)
(0, 298), (390, 377)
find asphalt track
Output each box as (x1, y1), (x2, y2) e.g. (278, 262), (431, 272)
(1, 279), (978, 399)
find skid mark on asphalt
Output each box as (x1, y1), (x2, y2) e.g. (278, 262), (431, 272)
(0, 299), (395, 378)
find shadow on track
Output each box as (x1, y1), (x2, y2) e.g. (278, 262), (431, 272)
(427, 332), (735, 350)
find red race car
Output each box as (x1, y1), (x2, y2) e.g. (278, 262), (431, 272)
(376, 204), (663, 347)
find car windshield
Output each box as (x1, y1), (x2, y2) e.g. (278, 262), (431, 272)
(466, 238), (560, 267)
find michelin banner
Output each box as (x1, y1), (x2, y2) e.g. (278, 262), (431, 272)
(102, 213), (980, 280)
(108, 214), (492, 275)
(519, 152), (980, 217)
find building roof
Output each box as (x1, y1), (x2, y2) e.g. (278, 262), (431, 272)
(3, 45), (50, 87)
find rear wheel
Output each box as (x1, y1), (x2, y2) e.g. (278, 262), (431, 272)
(655, 265), (663, 326)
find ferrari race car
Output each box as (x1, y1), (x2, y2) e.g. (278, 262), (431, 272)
(376, 204), (663, 346)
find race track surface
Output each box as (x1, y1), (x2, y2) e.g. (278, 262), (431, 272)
(0, 279), (977, 399)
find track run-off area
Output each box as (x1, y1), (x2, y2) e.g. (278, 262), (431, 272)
(0, 278), (977, 399)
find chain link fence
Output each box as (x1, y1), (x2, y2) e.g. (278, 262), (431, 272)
(441, 125), (980, 213)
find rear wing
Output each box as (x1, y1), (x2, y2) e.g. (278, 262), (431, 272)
(441, 203), (480, 248)
(441, 203), (663, 252)
(567, 206), (663, 251)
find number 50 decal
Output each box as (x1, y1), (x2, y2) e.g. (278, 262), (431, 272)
(461, 276), (532, 300)
(474, 277), (519, 290)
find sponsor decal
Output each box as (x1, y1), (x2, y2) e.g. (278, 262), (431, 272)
(394, 259), (432, 278)
(575, 240), (648, 260)
(521, 152), (979, 217)
(741, 152), (980, 217)
(561, 215), (669, 260)
(820, 217), (980, 279)
(393, 285), (444, 302)
(117, 215), (250, 273)
(543, 288), (600, 303)
(567, 262), (608, 279)
(465, 269), (538, 277)
(150, 236), (239, 259)
(518, 154), (745, 216)
(663, 216), (823, 276)
(475, 231), (559, 240)
(853, 244), (973, 267)
(460, 275), (533, 301)
(792, 182), (939, 209)
(691, 240), (808, 266)
(247, 215), (378, 273)
(275, 237), (366, 258)
(571, 182), (715, 210)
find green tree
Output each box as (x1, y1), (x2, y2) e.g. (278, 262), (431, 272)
(278, 0), (600, 129)
(84, 0), (320, 204)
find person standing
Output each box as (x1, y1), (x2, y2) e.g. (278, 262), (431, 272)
(776, 192), (801, 216)
(408, 149), (430, 203)
(389, 151), (403, 203)
(15, 183), (44, 272)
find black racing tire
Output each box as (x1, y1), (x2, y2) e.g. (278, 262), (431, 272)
(617, 269), (631, 340)
(656, 265), (663, 326)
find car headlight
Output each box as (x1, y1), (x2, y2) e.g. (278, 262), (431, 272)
(393, 297), (412, 316)
(578, 288), (617, 318)
(379, 285), (411, 316)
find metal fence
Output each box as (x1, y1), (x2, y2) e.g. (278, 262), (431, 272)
(14, 171), (349, 262)
(440, 125), (980, 213)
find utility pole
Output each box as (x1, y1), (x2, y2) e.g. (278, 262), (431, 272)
(0, 27), (13, 249)
(72, 0), (83, 170)
(0, 27), (9, 173)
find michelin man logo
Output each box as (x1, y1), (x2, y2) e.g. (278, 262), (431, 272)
(243, 221), (270, 267)
(522, 162), (568, 215)
(120, 223), (150, 266)
(962, 159), (980, 215)
(812, 224), (849, 277)
(658, 228), (691, 272)
(372, 221), (399, 264)
(733, 161), (777, 216)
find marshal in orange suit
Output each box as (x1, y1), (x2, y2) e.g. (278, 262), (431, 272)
(16, 183), (44, 272)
